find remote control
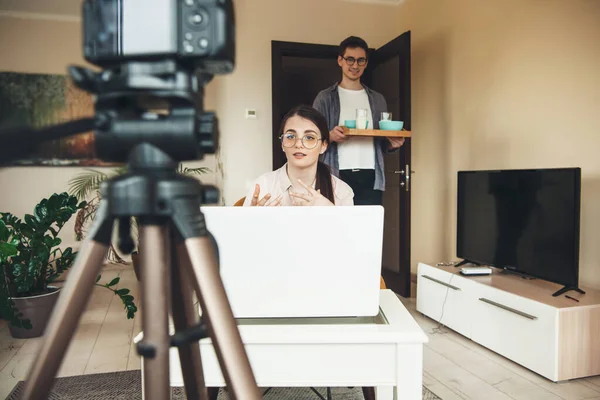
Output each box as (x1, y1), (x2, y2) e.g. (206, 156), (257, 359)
(460, 266), (492, 275)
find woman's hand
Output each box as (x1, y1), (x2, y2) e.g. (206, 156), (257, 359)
(250, 184), (282, 206)
(289, 180), (334, 206)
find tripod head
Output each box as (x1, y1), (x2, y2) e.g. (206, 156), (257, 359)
(68, 60), (218, 165)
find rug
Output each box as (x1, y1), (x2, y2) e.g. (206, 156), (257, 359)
(8, 370), (441, 399)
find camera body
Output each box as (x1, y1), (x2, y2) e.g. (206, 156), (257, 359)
(83, 0), (235, 75)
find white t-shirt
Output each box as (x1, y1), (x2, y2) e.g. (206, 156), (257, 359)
(337, 86), (375, 170)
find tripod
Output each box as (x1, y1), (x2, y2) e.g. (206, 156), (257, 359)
(4, 61), (262, 400)
(19, 145), (261, 400)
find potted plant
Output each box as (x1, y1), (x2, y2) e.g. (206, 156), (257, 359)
(0, 192), (137, 338)
(68, 164), (211, 280)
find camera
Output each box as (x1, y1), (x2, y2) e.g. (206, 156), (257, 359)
(83, 0), (235, 75)
(68, 0), (237, 163)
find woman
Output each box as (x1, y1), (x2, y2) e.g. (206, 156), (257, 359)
(244, 105), (354, 206)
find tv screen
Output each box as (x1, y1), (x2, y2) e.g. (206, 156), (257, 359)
(456, 168), (581, 288)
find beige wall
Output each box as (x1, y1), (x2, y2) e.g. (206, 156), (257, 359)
(398, 0), (600, 289)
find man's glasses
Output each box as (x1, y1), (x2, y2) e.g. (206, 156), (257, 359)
(341, 56), (367, 67)
(280, 133), (322, 149)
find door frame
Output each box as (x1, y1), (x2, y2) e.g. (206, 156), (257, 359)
(271, 36), (412, 297)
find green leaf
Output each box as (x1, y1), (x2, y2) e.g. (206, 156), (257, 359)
(20, 225), (34, 238)
(48, 226), (58, 237)
(34, 203), (49, 222)
(0, 242), (18, 258)
(116, 288), (130, 295)
(96, 274), (101, 283)
(126, 304), (137, 319)
(28, 259), (41, 276)
(67, 195), (78, 208)
(43, 235), (55, 248)
(0, 219), (9, 241)
(11, 263), (25, 277)
(107, 277), (120, 287)
(24, 214), (38, 229)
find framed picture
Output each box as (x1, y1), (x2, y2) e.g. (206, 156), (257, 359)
(0, 71), (118, 166)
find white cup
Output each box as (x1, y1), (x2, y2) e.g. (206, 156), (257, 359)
(356, 109), (368, 129)
(381, 112), (392, 121)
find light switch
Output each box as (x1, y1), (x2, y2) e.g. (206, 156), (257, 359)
(245, 109), (257, 119)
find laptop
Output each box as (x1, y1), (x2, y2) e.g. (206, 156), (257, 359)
(200, 205), (385, 318)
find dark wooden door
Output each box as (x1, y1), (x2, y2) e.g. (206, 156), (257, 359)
(364, 31), (412, 297)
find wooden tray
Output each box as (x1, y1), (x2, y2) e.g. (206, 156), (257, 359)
(342, 127), (411, 137)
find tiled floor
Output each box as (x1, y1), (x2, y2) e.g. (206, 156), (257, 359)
(1, 263), (600, 399)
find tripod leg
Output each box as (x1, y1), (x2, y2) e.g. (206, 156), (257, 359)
(183, 236), (261, 400)
(138, 224), (172, 400)
(171, 237), (209, 400)
(21, 205), (113, 399)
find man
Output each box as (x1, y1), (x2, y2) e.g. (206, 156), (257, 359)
(313, 36), (405, 206)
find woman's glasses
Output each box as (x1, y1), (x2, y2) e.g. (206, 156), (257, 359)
(280, 133), (322, 149)
(341, 56), (367, 67)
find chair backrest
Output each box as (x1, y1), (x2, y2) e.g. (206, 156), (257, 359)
(233, 197), (245, 207)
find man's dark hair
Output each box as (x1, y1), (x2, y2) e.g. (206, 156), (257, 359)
(339, 36), (369, 57)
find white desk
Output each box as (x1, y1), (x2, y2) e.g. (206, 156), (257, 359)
(136, 290), (428, 399)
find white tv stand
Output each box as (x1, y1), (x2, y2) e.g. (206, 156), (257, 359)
(416, 262), (600, 382)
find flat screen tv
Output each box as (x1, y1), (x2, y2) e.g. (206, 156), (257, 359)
(456, 167), (582, 297)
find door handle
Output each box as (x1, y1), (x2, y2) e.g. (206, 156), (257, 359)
(393, 165), (412, 192)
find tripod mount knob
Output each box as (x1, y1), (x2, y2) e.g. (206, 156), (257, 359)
(197, 112), (218, 155)
(202, 185), (220, 204)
